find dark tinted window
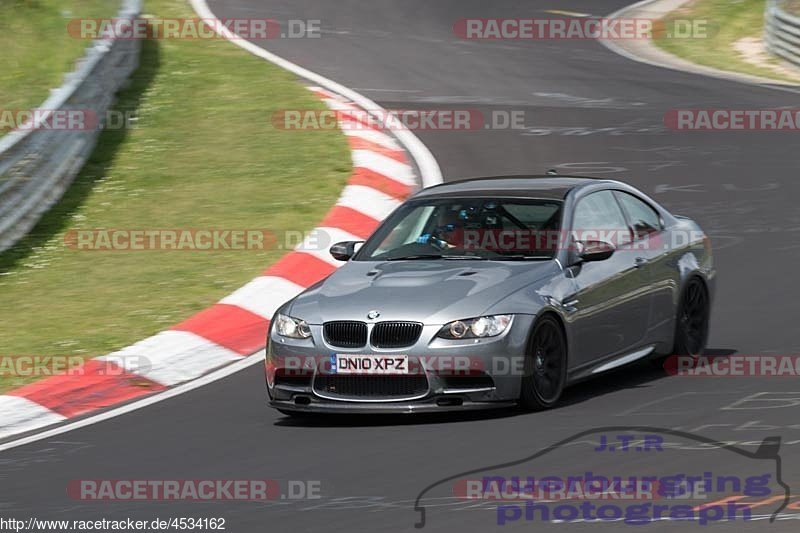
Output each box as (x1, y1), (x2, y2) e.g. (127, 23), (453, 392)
(615, 191), (662, 239)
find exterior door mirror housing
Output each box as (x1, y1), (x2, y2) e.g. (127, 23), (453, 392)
(330, 241), (364, 261)
(572, 240), (615, 265)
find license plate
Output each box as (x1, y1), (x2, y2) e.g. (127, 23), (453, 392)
(332, 354), (409, 375)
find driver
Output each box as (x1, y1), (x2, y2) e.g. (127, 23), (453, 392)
(418, 205), (473, 250)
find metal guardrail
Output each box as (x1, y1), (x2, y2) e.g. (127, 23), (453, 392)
(765, 0), (800, 68)
(0, 0), (143, 253)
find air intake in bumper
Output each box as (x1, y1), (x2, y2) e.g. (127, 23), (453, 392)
(314, 374), (429, 400)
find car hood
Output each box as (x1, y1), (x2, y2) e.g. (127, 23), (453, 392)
(288, 260), (558, 324)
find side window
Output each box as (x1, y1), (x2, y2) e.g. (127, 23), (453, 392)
(614, 191), (662, 239)
(572, 190), (631, 247)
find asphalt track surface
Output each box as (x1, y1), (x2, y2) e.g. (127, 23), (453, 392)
(3, 1), (800, 531)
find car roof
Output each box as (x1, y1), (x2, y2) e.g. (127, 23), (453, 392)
(411, 175), (615, 200)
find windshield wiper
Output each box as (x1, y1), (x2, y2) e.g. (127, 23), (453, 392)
(386, 254), (486, 261)
(386, 254), (445, 261)
(494, 255), (553, 261)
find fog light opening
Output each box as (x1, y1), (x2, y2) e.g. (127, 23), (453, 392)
(294, 395), (311, 406)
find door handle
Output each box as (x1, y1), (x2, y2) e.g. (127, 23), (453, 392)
(634, 257), (648, 268)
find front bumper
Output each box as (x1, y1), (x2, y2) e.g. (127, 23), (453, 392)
(269, 398), (516, 414)
(265, 315), (536, 413)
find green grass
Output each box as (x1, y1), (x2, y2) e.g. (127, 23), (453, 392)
(655, 0), (800, 83)
(0, 0), (351, 391)
(0, 0), (118, 118)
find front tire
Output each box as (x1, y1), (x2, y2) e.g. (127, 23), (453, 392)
(519, 315), (567, 411)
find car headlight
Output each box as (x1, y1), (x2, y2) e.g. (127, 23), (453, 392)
(274, 313), (312, 339)
(437, 315), (512, 339)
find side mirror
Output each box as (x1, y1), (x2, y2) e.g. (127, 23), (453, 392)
(574, 240), (615, 264)
(330, 241), (364, 262)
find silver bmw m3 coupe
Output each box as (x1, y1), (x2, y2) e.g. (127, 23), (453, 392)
(266, 176), (715, 414)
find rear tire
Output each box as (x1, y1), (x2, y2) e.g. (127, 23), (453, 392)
(519, 315), (567, 411)
(672, 277), (710, 357)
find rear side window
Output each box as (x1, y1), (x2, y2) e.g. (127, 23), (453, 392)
(614, 191), (662, 239)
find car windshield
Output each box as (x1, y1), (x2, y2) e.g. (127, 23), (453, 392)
(355, 197), (563, 261)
